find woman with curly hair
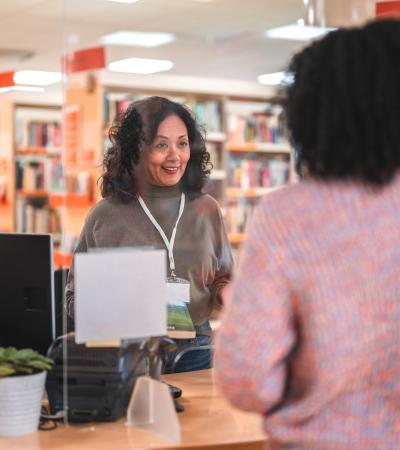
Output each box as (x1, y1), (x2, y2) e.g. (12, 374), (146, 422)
(65, 96), (233, 373)
(215, 20), (400, 449)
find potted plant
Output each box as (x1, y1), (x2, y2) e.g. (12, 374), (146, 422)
(0, 347), (53, 437)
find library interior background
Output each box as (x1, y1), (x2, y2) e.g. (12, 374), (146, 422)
(1, 0), (382, 264)
(0, 0), (396, 444)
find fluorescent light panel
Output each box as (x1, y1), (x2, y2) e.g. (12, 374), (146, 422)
(108, 57), (173, 74)
(101, 31), (175, 48)
(257, 72), (293, 86)
(265, 24), (335, 41)
(14, 70), (62, 86)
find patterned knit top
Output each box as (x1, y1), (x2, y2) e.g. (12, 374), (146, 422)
(215, 176), (400, 450)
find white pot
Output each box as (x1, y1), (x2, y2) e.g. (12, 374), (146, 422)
(0, 371), (46, 437)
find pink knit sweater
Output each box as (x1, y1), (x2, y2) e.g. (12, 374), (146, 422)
(215, 177), (400, 450)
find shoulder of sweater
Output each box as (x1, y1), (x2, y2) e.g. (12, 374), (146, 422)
(254, 180), (326, 230)
(258, 180), (327, 212)
(187, 193), (221, 215)
(188, 192), (219, 206)
(85, 196), (137, 222)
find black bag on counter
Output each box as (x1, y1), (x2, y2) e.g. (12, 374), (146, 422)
(46, 333), (147, 423)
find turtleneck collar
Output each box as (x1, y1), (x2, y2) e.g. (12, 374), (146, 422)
(138, 182), (182, 199)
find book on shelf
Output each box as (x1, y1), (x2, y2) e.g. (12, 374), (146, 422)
(15, 158), (63, 192)
(187, 99), (222, 133)
(15, 119), (61, 148)
(225, 197), (257, 234)
(227, 112), (285, 144)
(65, 172), (92, 197)
(15, 198), (61, 236)
(104, 94), (223, 135)
(227, 157), (290, 189)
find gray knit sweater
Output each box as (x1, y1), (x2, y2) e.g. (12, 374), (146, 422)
(65, 184), (233, 326)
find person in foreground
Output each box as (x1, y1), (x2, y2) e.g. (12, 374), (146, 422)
(65, 96), (233, 373)
(214, 19), (400, 450)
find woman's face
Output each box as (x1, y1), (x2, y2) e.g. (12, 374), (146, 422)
(140, 114), (190, 187)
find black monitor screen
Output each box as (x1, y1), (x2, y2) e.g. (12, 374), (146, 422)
(0, 233), (55, 355)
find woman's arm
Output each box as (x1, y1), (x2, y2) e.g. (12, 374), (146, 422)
(214, 201), (296, 414)
(210, 204), (234, 308)
(64, 212), (96, 319)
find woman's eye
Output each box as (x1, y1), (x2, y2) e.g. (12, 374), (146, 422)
(156, 142), (167, 149)
(179, 141), (188, 148)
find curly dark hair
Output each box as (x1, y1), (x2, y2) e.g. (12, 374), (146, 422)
(101, 96), (211, 200)
(284, 19), (400, 186)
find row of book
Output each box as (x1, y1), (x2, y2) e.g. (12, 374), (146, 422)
(65, 172), (92, 196)
(15, 119), (61, 149)
(103, 94), (223, 134)
(224, 197), (258, 234)
(15, 200), (61, 235)
(103, 95), (131, 125)
(228, 157), (290, 189)
(15, 158), (93, 198)
(186, 100), (222, 133)
(227, 113), (285, 144)
(15, 159), (63, 192)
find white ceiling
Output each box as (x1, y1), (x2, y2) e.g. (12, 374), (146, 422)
(0, 0), (305, 85)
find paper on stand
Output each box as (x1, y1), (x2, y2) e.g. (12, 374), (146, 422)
(75, 248), (167, 344)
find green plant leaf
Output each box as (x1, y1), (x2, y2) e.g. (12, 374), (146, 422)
(0, 347), (54, 376)
(13, 365), (33, 374)
(2, 347), (18, 360)
(28, 360), (53, 371)
(0, 366), (15, 377)
(15, 349), (36, 357)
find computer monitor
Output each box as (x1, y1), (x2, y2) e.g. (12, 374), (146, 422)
(0, 233), (55, 355)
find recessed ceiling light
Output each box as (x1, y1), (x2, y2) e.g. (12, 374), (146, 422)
(265, 24), (335, 41)
(257, 72), (293, 86)
(101, 31), (175, 48)
(13, 70), (62, 86)
(105, 0), (140, 3)
(0, 86), (45, 94)
(108, 57), (174, 74)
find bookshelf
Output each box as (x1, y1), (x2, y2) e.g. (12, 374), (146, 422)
(224, 99), (292, 246)
(0, 98), (98, 268)
(100, 88), (294, 251)
(14, 105), (63, 241)
(0, 77), (294, 267)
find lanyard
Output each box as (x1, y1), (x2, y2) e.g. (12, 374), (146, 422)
(137, 193), (185, 278)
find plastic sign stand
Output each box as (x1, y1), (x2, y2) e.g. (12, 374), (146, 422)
(126, 376), (181, 442)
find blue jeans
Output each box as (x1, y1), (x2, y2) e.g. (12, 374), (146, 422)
(163, 322), (212, 374)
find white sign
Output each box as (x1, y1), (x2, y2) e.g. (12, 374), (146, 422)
(75, 248), (167, 343)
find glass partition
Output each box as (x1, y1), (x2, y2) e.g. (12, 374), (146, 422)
(0, 0), (298, 439)
(58, 0), (298, 435)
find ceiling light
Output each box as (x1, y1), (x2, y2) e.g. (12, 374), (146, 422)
(13, 70), (62, 86)
(0, 86), (45, 94)
(101, 31), (175, 48)
(265, 24), (335, 41)
(105, 0), (140, 3)
(257, 72), (293, 86)
(108, 57), (173, 74)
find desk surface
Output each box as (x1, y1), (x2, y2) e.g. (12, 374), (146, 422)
(1, 369), (268, 450)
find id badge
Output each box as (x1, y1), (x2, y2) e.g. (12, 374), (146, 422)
(166, 277), (191, 305)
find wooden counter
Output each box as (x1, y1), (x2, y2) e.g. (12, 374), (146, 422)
(1, 369), (268, 450)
